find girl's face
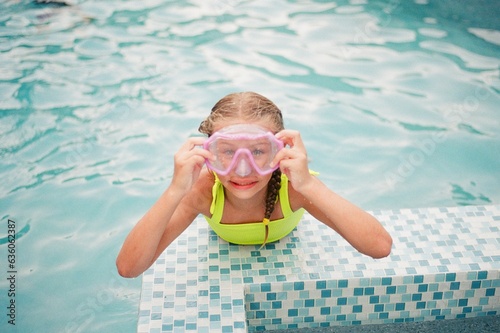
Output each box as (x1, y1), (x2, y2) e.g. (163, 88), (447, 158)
(210, 119), (279, 200)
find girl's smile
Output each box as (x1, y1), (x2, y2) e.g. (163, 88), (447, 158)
(228, 178), (259, 190)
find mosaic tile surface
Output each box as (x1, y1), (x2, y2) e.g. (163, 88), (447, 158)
(137, 205), (500, 332)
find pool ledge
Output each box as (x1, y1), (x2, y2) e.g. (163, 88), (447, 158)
(137, 204), (500, 332)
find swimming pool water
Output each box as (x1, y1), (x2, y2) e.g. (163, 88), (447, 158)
(0, 0), (499, 332)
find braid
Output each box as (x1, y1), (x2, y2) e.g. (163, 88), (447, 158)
(265, 169), (282, 219)
(260, 169), (282, 249)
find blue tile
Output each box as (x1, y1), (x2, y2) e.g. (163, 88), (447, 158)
(222, 326), (233, 333)
(365, 287), (375, 295)
(354, 288), (363, 296)
(386, 286), (396, 294)
(210, 314), (220, 322)
(353, 305), (363, 313)
(416, 302), (426, 309)
(382, 277), (392, 285)
(418, 284), (428, 292)
(174, 320), (185, 326)
(321, 307), (331, 315)
(305, 299), (315, 307)
(433, 292), (443, 300)
(339, 280), (349, 288)
(337, 298), (347, 306)
(316, 280), (327, 289)
(272, 301), (282, 309)
(294, 282), (305, 290)
(261, 283), (271, 292)
(162, 324), (173, 331)
(256, 311), (265, 319)
(395, 303), (405, 311)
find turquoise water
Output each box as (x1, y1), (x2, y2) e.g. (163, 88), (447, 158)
(0, 0), (499, 332)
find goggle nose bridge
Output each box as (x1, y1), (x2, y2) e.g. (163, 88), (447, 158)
(220, 148), (268, 176)
(234, 154), (252, 177)
(231, 149), (257, 174)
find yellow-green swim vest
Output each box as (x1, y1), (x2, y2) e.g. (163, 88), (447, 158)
(204, 173), (304, 245)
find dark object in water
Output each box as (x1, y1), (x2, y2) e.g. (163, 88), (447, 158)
(33, 0), (70, 7)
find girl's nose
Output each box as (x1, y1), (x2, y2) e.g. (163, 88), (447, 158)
(235, 158), (251, 177)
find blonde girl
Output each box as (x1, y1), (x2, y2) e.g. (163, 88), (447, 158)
(117, 92), (392, 278)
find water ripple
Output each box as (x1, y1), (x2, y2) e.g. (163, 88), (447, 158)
(0, 219), (31, 245)
(74, 36), (118, 58)
(450, 182), (493, 206)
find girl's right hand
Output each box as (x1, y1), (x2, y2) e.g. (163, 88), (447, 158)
(273, 130), (314, 193)
(171, 137), (213, 193)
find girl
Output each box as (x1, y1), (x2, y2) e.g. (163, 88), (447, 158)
(116, 92), (392, 278)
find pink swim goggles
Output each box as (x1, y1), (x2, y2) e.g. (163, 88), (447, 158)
(203, 124), (284, 177)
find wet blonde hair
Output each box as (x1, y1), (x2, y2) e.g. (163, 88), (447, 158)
(199, 91), (284, 135)
(199, 92), (284, 248)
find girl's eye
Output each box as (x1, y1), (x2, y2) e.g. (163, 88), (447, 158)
(252, 149), (265, 156)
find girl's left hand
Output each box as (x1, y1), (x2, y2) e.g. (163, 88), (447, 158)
(272, 130), (314, 193)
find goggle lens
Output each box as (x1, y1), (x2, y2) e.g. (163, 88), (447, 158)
(203, 125), (283, 176)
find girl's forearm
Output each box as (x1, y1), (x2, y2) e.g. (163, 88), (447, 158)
(116, 186), (186, 278)
(300, 177), (392, 258)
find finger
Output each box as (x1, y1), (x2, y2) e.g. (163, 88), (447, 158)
(276, 130), (306, 151)
(270, 147), (305, 167)
(183, 147), (214, 162)
(178, 137), (214, 160)
(182, 136), (207, 150)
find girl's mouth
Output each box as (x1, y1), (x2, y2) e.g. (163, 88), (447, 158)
(230, 179), (258, 189)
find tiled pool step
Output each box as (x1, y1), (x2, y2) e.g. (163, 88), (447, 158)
(137, 205), (500, 332)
